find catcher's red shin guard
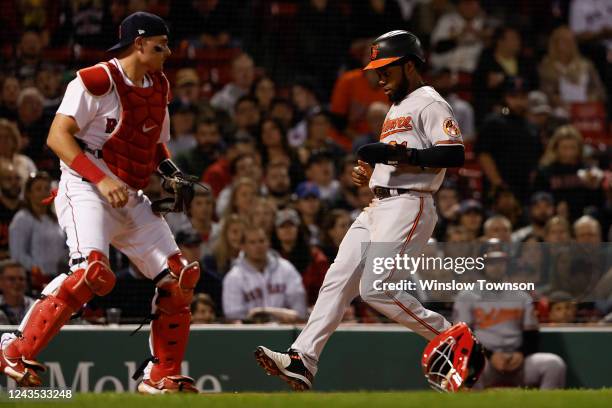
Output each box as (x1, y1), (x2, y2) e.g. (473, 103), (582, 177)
(148, 253), (200, 383)
(3, 251), (115, 363)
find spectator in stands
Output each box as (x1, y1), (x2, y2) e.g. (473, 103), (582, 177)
(453, 247), (567, 389)
(457, 199), (484, 241)
(191, 293), (217, 324)
(0, 260), (35, 325)
(175, 230), (203, 266)
(169, 0), (234, 48)
(202, 135), (255, 196)
(0, 119), (37, 189)
(533, 125), (605, 222)
(211, 53), (255, 115)
(36, 64), (63, 113)
(483, 215), (512, 242)
(201, 214), (247, 308)
(433, 180), (460, 241)
(250, 197), (277, 237)
(319, 209), (351, 261)
(271, 208), (329, 306)
(0, 161), (22, 260)
(288, 77), (321, 147)
(568, 0), (612, 96)
(430, 0), (491, 73)
(329, 47), (387, 147)
(304, 151), (340, 205)
(430, 68), (475, 142)
(352, 101), (389, 152)
(17, 87), (55, 175)
(544, 216), (572, 244)
(11, 30), (44, 84)
(9, 172), (66, 285)
(167, 99), (197, 156)
(185, 186), (219, 257)
(216, 152), (263, 217)
(232, 95), (260, 141)
(223, 177), (259, 219)
(251, 76), (276, 115)
(546, 291), (577, 324)
(410, 0), (455, 48)
(294, 181), (324, 245)
(0, 76), (21, 121)
(573, 215), (602, 244)
(176, 118), (222, 178)
(512, 192), (555, 242)
(295, 0), (348, 99)
(263, 161), (292, 209)
(61, 0), (105, 48)
(490, 187), (523, 229)
(526, 91), (567, 148)
(173, 68), (201, 105)
(352, 185), (375, 221)
(538, 26), (606, 113)
(473, 26), (536, 124)
(222, 225), (307, 322)
(476, 77), (541, 203)
(268, 98), (295, 132)
(349, 1), (404, 51)
(256, 117), (303, 186)
(333, 156), (360, 211)
(297, 109), (345, 167)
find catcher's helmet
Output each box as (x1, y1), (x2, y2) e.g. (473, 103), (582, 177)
(421, 322), (485, 392)
(363, 30), (425, 70)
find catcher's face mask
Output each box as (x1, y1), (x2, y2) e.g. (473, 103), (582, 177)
(421, 322), (485, 392)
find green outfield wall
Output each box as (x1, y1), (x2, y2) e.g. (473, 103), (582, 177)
(0, 325), (610, 392)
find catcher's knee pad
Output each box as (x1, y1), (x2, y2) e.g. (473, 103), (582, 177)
(147, 253), (200, 381)
(4, 251), (115, 361)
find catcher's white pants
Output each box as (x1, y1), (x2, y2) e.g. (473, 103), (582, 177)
(292, 192), (451, 375)
(54, 170), (179, 279)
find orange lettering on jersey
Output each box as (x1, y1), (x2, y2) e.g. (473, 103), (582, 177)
(380, 116), (413, 140)
(473, 307), (523, 329)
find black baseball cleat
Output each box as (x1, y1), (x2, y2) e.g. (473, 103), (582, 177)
(254, 346), (313, 391)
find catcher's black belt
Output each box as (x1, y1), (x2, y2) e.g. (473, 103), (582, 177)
(76, 139), (103, 158)
(372, 186), (431, 199)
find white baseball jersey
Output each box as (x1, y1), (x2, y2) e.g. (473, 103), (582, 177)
(222, 251), (307, 320)
(56, 58), (170, 185)
(369, 86), (463, 192)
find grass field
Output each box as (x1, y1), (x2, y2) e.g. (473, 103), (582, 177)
(3, 389), (612, 408)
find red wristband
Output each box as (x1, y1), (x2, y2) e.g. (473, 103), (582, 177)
(70, 153), (106, 184)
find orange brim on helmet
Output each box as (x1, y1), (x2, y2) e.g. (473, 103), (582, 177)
(363, 57), (402, 70)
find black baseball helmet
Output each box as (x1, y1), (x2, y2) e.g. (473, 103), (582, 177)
(364, 30), (425, 70)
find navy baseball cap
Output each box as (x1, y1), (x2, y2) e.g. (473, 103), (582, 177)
(107, 12), (169, 52)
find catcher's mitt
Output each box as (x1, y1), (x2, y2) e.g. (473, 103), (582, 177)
(151, 173), (206, 214)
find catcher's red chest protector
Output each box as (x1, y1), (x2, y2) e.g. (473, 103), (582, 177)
(78, 61), (169, 189)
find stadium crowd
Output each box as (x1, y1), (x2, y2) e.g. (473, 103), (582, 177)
(0, 0), (610, 330)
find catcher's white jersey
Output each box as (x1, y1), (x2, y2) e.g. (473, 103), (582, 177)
(369, 86), (463, 192)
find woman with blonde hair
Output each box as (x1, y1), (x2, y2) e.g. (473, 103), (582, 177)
(533, 125), (604, 221)
(538, 26), (606, 111)
(224, 177), (258, 218)
(0, 119), (37, 188)
(200, 214), (247, 309)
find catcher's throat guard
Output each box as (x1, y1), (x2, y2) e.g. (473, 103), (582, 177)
(421, 322), (485, 392)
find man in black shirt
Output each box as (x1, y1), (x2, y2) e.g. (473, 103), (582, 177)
(476, 77), (542, 204)
(0, 161), (21, 260)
